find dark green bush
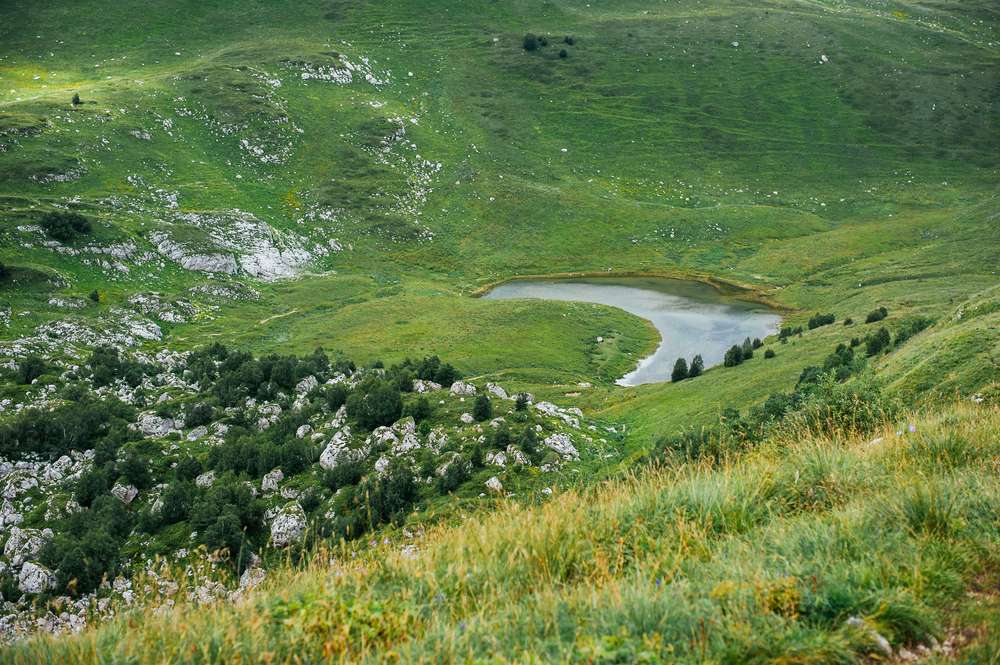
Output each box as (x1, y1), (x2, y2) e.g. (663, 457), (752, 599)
(865, 306), (889, 323)
(346, 378), (403, 430)
(16, 355), (46, 384)
(40, 211), (92, 242)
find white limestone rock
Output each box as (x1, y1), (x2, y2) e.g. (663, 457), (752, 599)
(295, 375), (319, 395)
(270, 502), (307, 547)
(3, 527), (50, 567)
(262, 468), (284, 492)
(136, 413), (178, 437)
(195, 471), (216, 488)
(485, 476), (503, 493)
(543, 433), (579, 460)
(450, 381), (477, 396)
(18, 561), (55, 594)
(111, 483), (139, 505)
(412, 379), (442, 393)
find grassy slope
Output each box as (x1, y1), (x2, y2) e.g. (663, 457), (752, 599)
(7, 402), (999, 663)
(2, 2), (997, 427)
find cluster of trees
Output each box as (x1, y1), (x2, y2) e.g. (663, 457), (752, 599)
(865, 326), (892, 356)
(724, 337), (761, 367)
(40, 211), (92, 242)
(671, 355), (704, 382)
(1, 338), (605, 597)
(807, 312), (836, 329)
(777, 325), (803, 342)
(865, 306), (889, 323)
(0, 394), (136, 458)
(89, 345), (152, 388)
(654, 338), (887, 465)
(523, 33), (575, 58)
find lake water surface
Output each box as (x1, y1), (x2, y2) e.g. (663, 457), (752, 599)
(481, 277), (781, 386)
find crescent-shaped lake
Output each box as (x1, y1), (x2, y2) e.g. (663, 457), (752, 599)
(481, 277), (782, 386)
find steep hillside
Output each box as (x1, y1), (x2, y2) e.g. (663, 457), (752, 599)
(6, 402), (999, 663)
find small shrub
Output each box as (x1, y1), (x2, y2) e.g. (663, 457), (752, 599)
(764, 348), (776, 359)
(88, 290), (100, 303)
(72, 93), (81, 106)
(347, 378), (403, 430)
(563, 36), (575, 45)
(184, 402), (215, 428)
(405, 396), (432, 422)
(473, 394), (493, 421)
(515, 393), (529, 411)
(559, 49), (568, 59)
(16, 355), (46, 384)
(843, 317), (854, 326)
(523, 33), (539, 51)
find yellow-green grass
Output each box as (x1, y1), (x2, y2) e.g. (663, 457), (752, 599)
(7, 401), (998, 663)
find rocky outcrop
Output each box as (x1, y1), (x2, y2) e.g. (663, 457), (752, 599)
(3, 527), (50, 567)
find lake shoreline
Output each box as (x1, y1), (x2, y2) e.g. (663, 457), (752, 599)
(482, 277), (783, 386)
(469, 269), (794, 313)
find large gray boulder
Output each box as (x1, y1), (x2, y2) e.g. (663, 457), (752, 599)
(543, 433), (579, 460)
(18, 561), (56, 594)
(449, 381), (476, 396)
(270, 502), (307, 547)
(111, 483), (139, 505)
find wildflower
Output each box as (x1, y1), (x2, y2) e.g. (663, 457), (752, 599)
(908, 423), (917, 433)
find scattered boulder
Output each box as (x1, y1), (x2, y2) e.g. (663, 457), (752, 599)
(195, 471), (216, 488)
(450, 381), (476, 396)
(136, 413), (177, 437)
(18, 561), (55, 594)
(261, 468), (284, 492)
(460, 413), (474, 424)
(186, 426), (208, 442)
(111, 483), (139, 505)
(412, 379), (442, 393)
(295, 375), (319, 396)
(543, 433), (579, 460)
(269, 502), (307, 547)
(485, 476), (503, 493)
(486, 382), (509, 400)
(296, 424), (313, 439)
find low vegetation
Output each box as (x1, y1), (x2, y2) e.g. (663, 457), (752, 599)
(7, 400), (997, 663)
